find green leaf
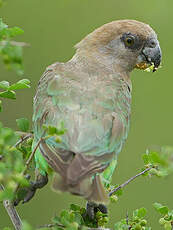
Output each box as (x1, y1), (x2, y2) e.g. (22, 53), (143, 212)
(0, 90), (16, 99)
(143, 154), (150, 164)
(73, 212), (83, 225)
(52, 215), (62, 225)
(21, 221), (33, 230)
(8, 27), (24, 37)
(47, 126), (58, 135)
(70, 204), (81, 211)
(16, 118), (30, 132)
(164, 222), (172, 230)
(115, 187), (123, 196)
(137, 208), (147, 218)
(9, 79), (30, 90)
(0, 18), (8, 31)
(133, 209), (139, 218)
(149, 152), (162, 164)
(153, 203), (169, 215)
(0, 81), (9, 90)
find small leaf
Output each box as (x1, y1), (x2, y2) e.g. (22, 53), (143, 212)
(47, 126), (58, 135)
(153, 203), (169, 215)
(73, 212), (83, 225)
(143, 154), (150, 164)
(0, 18), (8, 31)
(70, 204), (80, 211)
(137, 207), (147, 218)
(21, 221), (33, 230)
(149, 152), (162, 164)
(153, 202), (163, 210)
(8, 27), (24, 37)
(115, 187), (123, 196)
(0, 90), (16, 99)
(52, 215), (62, 225)
(16, 118), (29, 132)
(9, 79), (30, 90)
(0, 81), (9, 90)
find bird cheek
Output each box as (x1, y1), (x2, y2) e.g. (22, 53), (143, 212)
(135, 54), (150, 70)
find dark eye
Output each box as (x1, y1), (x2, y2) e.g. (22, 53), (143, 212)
(124, 36), (135, 47)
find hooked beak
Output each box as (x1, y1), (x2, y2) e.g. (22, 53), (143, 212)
(136, 38), (162, 72)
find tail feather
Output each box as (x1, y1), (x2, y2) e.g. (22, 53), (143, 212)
(39, 139), (110, 203)
(52, 173), (109, 204)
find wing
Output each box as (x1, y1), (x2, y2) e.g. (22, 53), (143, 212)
(33, 63), (131, 202)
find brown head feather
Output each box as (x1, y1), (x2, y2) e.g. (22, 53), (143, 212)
(75, 20), (156, 50)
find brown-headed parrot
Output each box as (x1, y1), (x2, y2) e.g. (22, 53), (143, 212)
(15, 20), (161, 215)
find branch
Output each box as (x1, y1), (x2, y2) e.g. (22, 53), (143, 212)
(109, 167), (153, 196)
(0, 185), (22, 230)
(37, 224), (111, 230)
(14, 132), (33, 148)
(24, 137), (42, 173)
(14, 135), (43, 193)
(37, 223), (64, 229)
(0, 40), (30, 47)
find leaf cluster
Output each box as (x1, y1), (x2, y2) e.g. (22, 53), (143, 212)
(0, 79), (30, 111)
(43, 122), (67, 143)
(154, 203), (173, 230)
(142, 147), (173, 177)
(0, 122), (30, 201)
(114, 207), (150, 230)
(0, 18), (24, 75)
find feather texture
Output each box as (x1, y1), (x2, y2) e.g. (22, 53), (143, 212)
(32, 19), (160, 202)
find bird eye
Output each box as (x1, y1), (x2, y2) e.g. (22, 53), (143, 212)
(124, 36), (135, 47)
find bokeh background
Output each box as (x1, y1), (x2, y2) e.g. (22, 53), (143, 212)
(0, 0), (172, 229)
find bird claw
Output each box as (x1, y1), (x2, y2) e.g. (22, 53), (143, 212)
(13, 173), (48, 206)
(86, 202), (108, 220)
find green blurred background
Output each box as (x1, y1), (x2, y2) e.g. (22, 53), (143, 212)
(0, 0), (172, 229)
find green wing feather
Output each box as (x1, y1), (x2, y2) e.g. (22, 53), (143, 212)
(32, 63), (131, 202)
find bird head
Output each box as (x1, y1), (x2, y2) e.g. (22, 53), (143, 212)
(75, 20), (162, 74)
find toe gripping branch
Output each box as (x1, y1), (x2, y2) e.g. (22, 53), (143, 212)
(14, 172), (48, 206)
(86, 201), (108, 220)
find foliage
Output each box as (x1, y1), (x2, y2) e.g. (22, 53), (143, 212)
(0, 18), (24, 75)
(154, 203), (173, 230)
(106, 147), (173, 204)
(0, 121), (31, 201)
(142, 147), (173, 177)
(0, 79), (30, 111)
(0, 6), (173, 230)
(114, 207), (150, 230)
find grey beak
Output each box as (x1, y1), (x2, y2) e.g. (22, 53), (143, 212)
(142, 40), (162, 72)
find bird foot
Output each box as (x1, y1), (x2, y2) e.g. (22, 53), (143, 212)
(86, 201), (108, 220)
(13, 173), (48, 206)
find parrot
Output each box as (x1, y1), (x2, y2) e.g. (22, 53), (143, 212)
(14, 19), (161, 217)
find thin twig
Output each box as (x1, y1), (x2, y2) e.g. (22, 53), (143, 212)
(109, 167), (153, 196)
(0, 40), (30, 47)
(0, 185), (22, 230)
(14, 136), (43, 193)
(14, 133), (33, 148)
(37, 223), (64, 229)
(1, 133), (44, 229)
(37, 224), (111, 230)
(24, 137), (42, 173)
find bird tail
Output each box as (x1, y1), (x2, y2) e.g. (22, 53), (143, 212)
(52, 172), (109, 204)
(39, 140), (109, 204)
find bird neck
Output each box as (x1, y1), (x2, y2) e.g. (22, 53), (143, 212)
(69, 48), (131, 83)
